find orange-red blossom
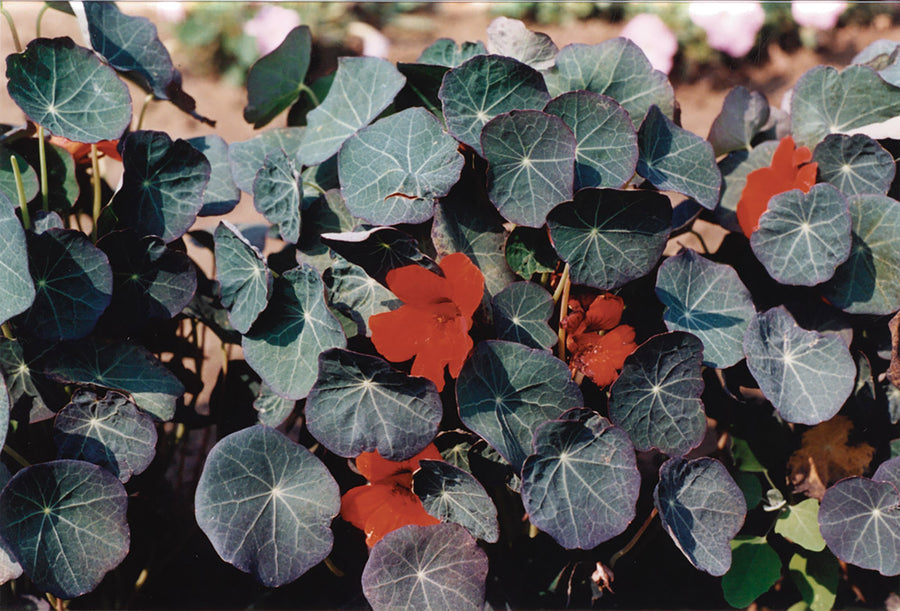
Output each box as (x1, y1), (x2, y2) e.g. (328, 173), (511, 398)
(563, 291), (637, 387)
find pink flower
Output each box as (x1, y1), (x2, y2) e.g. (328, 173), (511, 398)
(243, 4), (302, 57)
(620, 13), (678, 75)
(688, 2), (765, 58)
(792, 2), (846, 30)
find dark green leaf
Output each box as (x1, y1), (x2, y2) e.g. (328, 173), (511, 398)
(491, 282), (556, 350)
(229, 127), (304, 194)
(0, 338), (59, 422)
(252, 148), (301, 243)
(214, 221), (271, 334)
(413, 460), (499, 543)
(813, 133), (895, 197)
(417, 39), (486, 67)
(788, 551), (839, 611)
(721, 537), (782, 607)
(244, 26), (312, 128)
(13, 140), (79, 212)
(505, 226), (558, 278)
(296, 189), (357, 272)
(0, 192), (35, 326)
(320, 227), (439, 285)
(708, 86), (770, 156)
(325, 256), (400, 338)
(187, 135), (240, 217)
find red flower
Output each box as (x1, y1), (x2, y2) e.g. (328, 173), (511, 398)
(736, 136), (817, 238)
(340, 444), (443, 547)
(48, 135), (122, 164)
(369, 253), (484, 392)
(563, 291), (637, 387)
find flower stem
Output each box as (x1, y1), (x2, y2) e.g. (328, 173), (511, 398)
(609, 507), (657, 569)
(552, 263), (570, 304)
(298, 83), (320, 108)
(35, 3), (48, 37)
(0, 3), (22, 53)
(1, 322), (14, 340)
(136, 93), (155, 131)
(689, 229), (710, 254)
(2, 444), (30, 468)
(9, 155), (31, 230)
(556, 264), (571, 360)
(323, 556), (344, 577)
(91, 143), (101, 242)
(38, 125), (49, 212)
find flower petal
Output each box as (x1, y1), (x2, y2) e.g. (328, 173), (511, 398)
(571, 325), (637, 387)
(440, 252), (485, 318)
(385, 264), (452, 307)
(369, 305), (434, 364)
(410, 316), (473, 391)
(356, 444), (443, 485)
(583, 293), (624, 331)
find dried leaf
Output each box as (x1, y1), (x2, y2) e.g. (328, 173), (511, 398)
(888, 311), (900, 388)
(787, 415), (874, 500)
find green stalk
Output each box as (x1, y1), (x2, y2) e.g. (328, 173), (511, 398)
(91, 143), (101, 241)
(0, 3), (22, 53)
(136, 93), (154, 131)
(2, 444), (30, 468)
(35, 3), (48, 37)
(38, 125), (49, 212)
(10, 155), (31, 230)
(1, 322), (13, 340)
(298, 83), (320, 108)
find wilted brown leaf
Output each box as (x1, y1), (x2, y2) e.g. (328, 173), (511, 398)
(888, 311), (900, 388)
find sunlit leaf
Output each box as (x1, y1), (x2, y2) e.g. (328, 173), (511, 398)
(229, 127), (304, 194)
(244, 26), (311, 128)
(0, 338), (59, 422)
(0, 371), (8, 449)
(485, 17), (557, 71)
(187, 135), (240, 217)
(412, 460), (499, 543)
(417, 39), (486, 67)
(721, 536), (781, 607)
(775, 499), (826, 552)
(252, 148), (301, 243)
(708, 86), (770, 156)
(715, 140), (780, 233)
(254, 382), (295, 428)
(0, 464), (22, 585)
(0, 193), (35, 326)
(491, 282), (556, 350)
(788, 551), (839, 611)
(214, 221), (272, 334)
(324, 256), (400, 338)
(853, 39), (900, 87)
(813, 133), (895, 197)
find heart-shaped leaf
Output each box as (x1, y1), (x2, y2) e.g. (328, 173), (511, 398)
(0, 144), (38, 205)
(608, 332), (706, 456)
(813, 133), (895, 197)
(299, 57), (406, 166)
(522, 409), (640, 549)
(45, 339), (185, 421)
(822, 194), (900, 314)
(229, 127), (304, 194)
(637, 106), (722, 210)
(791, 65), (900, 148)
(244, 26), (311, 128)
(6, 37), (131, 143)
(306, 348), (441, 460)
(320, 227), (439, 285)
(195, 425), (340, 587)
(654, 456), (747, 576)
(252, 148), (302, 243)
(775, 498), (826, 552)
(53, 389), (157, 483)
(708, 86), (770, 157)
(187, 135), (240, 217)
(456, 340), (583, 471)
(324, 256), (400, 338)
(655, 248), (756, 369)
(0, 460), (129, 599)
(361, 523), (489, 611)
(0, 193), (35, 326)
(482, 110), (575, 228)
(439, 55), (550, 154)
(338, 107), (464, 225)
(547, 188), (672, 290)
(544, 91), (638, 190)
(486, 17), (557, 71)
(750, 183), (851, 286)
(818, 476), (900, 575)
(721, 536), (782, 607)
(412, 459), (499, 543)
(110, 130), (210, 243)
(417, 39), (486, 67)
(18, 228), (112, 341)
(544, 39), (675, 127)
(243, 265), (346, 400)
(214, 221), (272, 334)
(743, 306), (855, 425)
(491, 282), (557, 350)
(715, 140), (780, 233)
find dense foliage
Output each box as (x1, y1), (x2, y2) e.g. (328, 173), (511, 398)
(2, 2), (900, 609)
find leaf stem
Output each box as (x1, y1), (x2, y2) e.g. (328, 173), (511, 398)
(136, 93), (155, 131)
(2, 444), (31, 468)
(38, 125), (49, 212)
(91, 143), (101, 242)
(1, 322), (14, 340)
(556, 263), (571, 360)
(552, 263), (570, 304)
(10, 155), (31, 230)
(35, 3), (48, 37)
(298, 83), (320, 108)
(688, 229), (710, 255)
(608, 507), (657, 569)
(0, 3), (22, 53)
(323, 555), (344, 577)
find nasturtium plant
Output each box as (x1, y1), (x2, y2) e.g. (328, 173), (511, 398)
(3, 5), (900, 609)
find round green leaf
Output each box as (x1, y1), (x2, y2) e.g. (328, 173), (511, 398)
(775, 499), (826, 552)
(655, 248), (756, 369)
(244, 26), (311, 128)
(791, 65), (900, 148)
(708, 86), (771, 157)
(0, 337), (59, 423)
(0, 460), (129, 599)
(721, 536), (782, 607)
(187, 135), (240, 217)
(456, 340), (583, 471)
(743, 306), (855, 425)
(491, 281), (556, 350)
(522, 409), (640, 549)
(715, 140), (780, 233)
(750, 184), (851, 286)
(111, 130), (211, 243)
(417, 39), (486, 67)
(0, 144), (38, 205)
(338, 107), (464, 225)
(362, 523), (488, 611)
(413, 459), (499, 543)
(45, 339), (185, 421)
(306, 348), (442, 461)
(5, 37), (131, 143)
(324, 256), (400, 338)
(637, 106), (722, 210)
(439, 54), (551, 154)
(252, 148), (301, 244)
(299, 57), (406, 166)
(243, 265), (346, 400)
(18, 228), (112, 341)
(608, 332), (706, 456)
(229, 127), (304, 194)
(654, 456), (747, 576)
(195, 425), (340, 587)
(53, 389), (157, 483)
(544, 91), (638, 191)
(813, 133), (895, 197)
(544, 39), (675, 127)
(547, 188), (672, 290)
(0, 193), (35, 326)
(214, 221), (272, 334)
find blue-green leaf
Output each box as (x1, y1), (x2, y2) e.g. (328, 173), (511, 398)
(53, 389), (156, 483)
(187, 135), (241, 217)
(655, 248), (756, 369)
(362, 523), (488, 611)
(522, 409), (640, 549)
(548, 188), (671, 290)
(708, 86), (770, 157)
(609, 332), (706, 456)
(338, 107), (464, 225)
(325, 256), (400, 338)
(297, 189), (357, 273)
(195, 425), (340, 587)
(243, 265), (346, 400)
(214, 221), (272, 334)
(715, 141), (780, 233)
(813, 133), (895, 197)
(5, 37), (131, 143)
(254, 382), (295, 428)
(544, 91), (638, 190)
(306, 348), (441, 460)
(0, 193), (35, 326)
(252, 148), (302, 243)
(492, 282), (557, 350)
(482, 110), (575, 228)
(229, 127), (304, 194)
(0, 460), (129, 599)
(0, 464), (22, 584)
(853, 39), (900, 87)
(320, 227), (439, 285)
(0, 371), (8, 449)
(743, 306), (855, 425)
(417, 39), (486, 67)
(485, 17), (557, 71)
(299, 57), (406, 166)
(654, 456), (747, 576)
(0, 144), (38, 205)
(750, 184), (851, 286)
(413, 460), (499, 543)
(244, 26), (311, 128)
(637, 106), (721, 210)
(456, 340), (583, 471)
(439, 55), (550, 153)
